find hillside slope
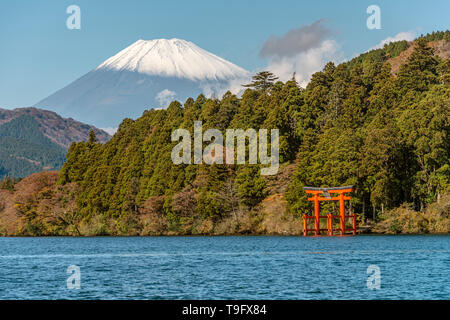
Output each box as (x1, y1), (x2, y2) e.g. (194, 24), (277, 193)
(0, 107), (111, 178)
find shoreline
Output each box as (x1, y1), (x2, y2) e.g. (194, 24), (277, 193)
(2, 232), (450, 238)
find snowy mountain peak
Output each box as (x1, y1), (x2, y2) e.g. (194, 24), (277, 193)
(96, 38), (249, 81)
(36, 38), (250, 127)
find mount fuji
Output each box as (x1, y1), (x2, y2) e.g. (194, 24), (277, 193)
(34, 39), (250, 128)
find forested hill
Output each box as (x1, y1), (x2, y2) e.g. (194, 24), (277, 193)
(0, 107), (111, 178)
(1, 31), (449, 236)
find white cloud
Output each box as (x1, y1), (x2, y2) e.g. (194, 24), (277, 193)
(255, 19), (345, 88)
(199, 76), (251, 99)
(205, 39), (342, 94)
(260, 20), (330, 58)
(199, 82), (220, 98)
(369, 31), (416, 51)
(224, 77), (251, 96)
(156, 89), (177, 106)
(101, 127), (117, 135)
(266, 39), (344, 87)
(197, 20), (339, 96)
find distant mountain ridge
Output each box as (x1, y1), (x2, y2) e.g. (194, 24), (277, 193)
(0, 107), (110, 149)
(0, 107), (110, 178)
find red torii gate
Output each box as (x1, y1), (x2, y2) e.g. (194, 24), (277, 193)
(302, 186), (356, 236)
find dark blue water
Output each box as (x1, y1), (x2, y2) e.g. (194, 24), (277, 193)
(0, 235), (449, 299)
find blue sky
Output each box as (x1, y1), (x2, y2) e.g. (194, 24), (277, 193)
(0, 0), (449, 109)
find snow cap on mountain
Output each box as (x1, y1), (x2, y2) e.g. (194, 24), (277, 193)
(96, 38), (249, 81)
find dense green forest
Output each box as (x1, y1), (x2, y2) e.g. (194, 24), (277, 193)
(0, 115), (66, 179)
(1, 31), (449, 236)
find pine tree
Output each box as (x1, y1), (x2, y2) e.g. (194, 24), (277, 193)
(243, 71), (278, 93)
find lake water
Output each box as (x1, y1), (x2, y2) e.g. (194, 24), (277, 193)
(0, 235), (449, 299)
